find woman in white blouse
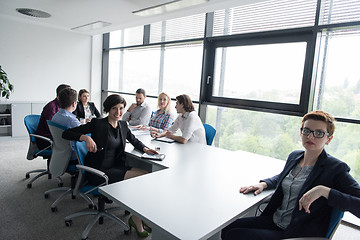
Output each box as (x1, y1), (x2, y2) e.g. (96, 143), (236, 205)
(153, 94), (206, 144)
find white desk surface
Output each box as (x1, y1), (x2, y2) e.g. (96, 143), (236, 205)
(100, 135), (285, 240)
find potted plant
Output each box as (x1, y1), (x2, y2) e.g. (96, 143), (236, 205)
(0, 65), (14, 99)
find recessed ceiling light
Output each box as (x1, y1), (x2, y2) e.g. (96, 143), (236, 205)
(133, 0), (209, 17)
(16, 8), (51, 18)
(71, 21), (112, 32)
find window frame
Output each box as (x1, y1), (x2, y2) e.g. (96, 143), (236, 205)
(200, 28), (316, 117)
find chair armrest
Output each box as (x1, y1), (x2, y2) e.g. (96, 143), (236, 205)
(30, 134), (53, 156)
(76, 164), (109, 185)
(30, 133), (53, 143)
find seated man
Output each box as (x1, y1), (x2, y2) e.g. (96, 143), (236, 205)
(122, 88), (152, 126)
(35, 84), (70, 150)
(51, 88), (80, 161)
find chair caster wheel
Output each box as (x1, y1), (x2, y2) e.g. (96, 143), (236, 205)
(26, 173), (30, 179)
(58, 182), (63, 187)
(72, 195), (76, 199)
(125, 210), (130, 215)
(51, 207), (58, 212)
(27, 183), (32, 188)
(81, 238), (88, 240)
(124, 229), (130, 235)
(65, 220), (72, 227)
(44, 193), (49, 199)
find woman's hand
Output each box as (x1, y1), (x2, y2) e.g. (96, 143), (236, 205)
(143, 147), (159, 155)
(80, 135), (97, 152)
(165, 131), (175, 139)
(299, 185), (330, 213)
(153, 131), (166, 138)
(139, 125), (150, 130)
(240, 182), (267, 195)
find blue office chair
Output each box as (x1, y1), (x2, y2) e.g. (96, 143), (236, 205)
(24, 114), (53, 188)
(326, 208), (344, 239)
(257, 203), (344, 240)
(44, 121), (94, 212)
(203, 123), (216, 146)
(65, 141), (129, 240)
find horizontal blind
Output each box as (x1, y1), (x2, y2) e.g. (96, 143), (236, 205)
(319, 0), (360, 25)
(164, 13), (205, 42)
(123, 25), (144, 46)
(213, 0), (317, 36)
(150, 21), (163, 43)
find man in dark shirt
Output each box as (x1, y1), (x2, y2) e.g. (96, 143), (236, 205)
(35, 84), (70, 150)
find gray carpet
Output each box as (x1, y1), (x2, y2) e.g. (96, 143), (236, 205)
(0, 137), (149, 240)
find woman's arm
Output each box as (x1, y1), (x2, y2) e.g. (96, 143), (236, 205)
(299, 185), (360, 218)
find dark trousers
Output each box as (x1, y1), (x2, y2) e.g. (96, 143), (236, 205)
(221, 216), (284, 240)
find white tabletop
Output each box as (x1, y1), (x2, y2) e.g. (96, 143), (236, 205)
(100, 135), (285, 240)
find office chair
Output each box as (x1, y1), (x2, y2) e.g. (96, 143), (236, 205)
(44, 121), (94, 212)
(65, 140), (129, 240)
(203, 123), (216, 146)
(326, 208), (344, 239)
(24, 114), (53, 188)
(256, 202), (344, 240)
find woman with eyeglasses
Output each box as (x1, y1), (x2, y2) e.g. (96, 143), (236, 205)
(221, 110), (360, 240)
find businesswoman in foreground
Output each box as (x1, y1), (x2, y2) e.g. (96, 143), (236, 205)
(63, 94), (157, 238)
(73, 89), (101, 122)
(222, 110), (360, 240)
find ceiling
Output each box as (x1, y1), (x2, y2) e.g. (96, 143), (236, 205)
(0, 0), (262, 35)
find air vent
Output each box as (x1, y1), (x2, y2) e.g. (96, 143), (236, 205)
(16, 8), (51, 18)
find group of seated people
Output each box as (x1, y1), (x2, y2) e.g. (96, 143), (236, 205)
(34, 84), (360, 239)
(35, 84), (206, 238)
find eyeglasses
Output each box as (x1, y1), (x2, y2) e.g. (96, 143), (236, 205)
(300, 127), (329, 138)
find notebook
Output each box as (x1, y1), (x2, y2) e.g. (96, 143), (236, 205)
(154, 137), (176, 143)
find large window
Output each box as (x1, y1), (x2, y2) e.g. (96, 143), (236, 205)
(314, 29), (360, 121)
(103, 0), (360, 183)
(213, 42), (307, 104)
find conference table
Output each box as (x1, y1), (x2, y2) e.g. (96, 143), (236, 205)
(99, 134), (285, 240)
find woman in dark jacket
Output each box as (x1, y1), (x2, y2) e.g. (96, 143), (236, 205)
(63, 94), (157, 238)
(222, 110), (360, 240)
(73, 89), (101, 123)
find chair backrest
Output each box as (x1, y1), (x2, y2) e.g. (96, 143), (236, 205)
(47, 120), (73, 177)
(24, 114), (40, 143)
(74, 140), (88, 166)
(326, 208), (344, 239)
(24, 114), (41, 160)
(203, 123), (216, 146)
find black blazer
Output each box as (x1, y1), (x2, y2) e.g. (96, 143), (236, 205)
(261, 149), (360, 238)
(73, 102), (101, 119)
(62, 117), (146, 170)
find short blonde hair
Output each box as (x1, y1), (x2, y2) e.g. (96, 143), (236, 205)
(158, 92), (171, 114)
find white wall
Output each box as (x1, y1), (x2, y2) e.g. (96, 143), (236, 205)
(0, 17), (93, 103)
